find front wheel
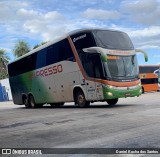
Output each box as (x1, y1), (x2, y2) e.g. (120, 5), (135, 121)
(75, 91), (90, 108)
(106, 98), (118, 106)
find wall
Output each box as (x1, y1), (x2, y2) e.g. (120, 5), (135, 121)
(0, 78), (12, 101)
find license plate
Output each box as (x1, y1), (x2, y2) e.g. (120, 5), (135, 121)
(125, 93), (131, 96)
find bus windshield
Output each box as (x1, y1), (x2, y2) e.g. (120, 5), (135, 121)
(93, 30), (134, 50)
(104, 55), (139, 81)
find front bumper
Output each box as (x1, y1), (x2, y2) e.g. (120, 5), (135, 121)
(102, 85), (142, 100)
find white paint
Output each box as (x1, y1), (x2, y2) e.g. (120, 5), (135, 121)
(0, 78), (12, 101)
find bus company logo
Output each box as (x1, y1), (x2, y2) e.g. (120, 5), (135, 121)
(29, 64), (63, 79)
(73, 34), (86, 42)
(2, 149), (11, 154)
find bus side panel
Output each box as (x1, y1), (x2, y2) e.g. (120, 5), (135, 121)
(63, 71), (81, 102)
(32, 75), (56, 104)
(32, 61), (80, 104)
(9, 70), (55, 105)
(9, 76), (25, 105)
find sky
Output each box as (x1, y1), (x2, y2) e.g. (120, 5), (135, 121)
(0, 0), (160, 65)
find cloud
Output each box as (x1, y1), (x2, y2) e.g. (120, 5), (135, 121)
(16, 8), (39, 20)
(17, 9), (64, 21)
(107, 24), (160, 49)
(44, 11), (64, 20)
(121, 0), (160, 25)
(129, 26), (160, 38)
(0, 0), (160, 59)
(0, 1), (29, 22)
(82, 8), (120, 20)
(21, 9), (66, 41)
(122, 0), (158, 13)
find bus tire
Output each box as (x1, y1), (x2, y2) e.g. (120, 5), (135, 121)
(75, 90), (90, 108)
(50, 103), (64, 107)
(23, 96), (30, 108)
(106, 98), (118, 106)
(142, 87), (144, 93)
(29, 95), (37, 108)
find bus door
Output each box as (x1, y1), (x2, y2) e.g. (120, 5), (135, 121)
(89, 53), (103, 100)
(79, 52), (103, 100)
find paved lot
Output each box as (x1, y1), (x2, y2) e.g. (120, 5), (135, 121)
(0, 92), (160, 157)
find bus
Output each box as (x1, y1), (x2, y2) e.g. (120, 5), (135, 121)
(8, 29), (148, 108)
(139, 65), (159, 93)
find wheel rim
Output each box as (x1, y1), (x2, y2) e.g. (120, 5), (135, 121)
(30, 96), (35, 108)
(24, 98), (28, 107)
(24, 98), (27, 105)
(78, 94), (84, 104)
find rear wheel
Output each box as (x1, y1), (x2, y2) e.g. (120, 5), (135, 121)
(23, 96), (30, 108)
(75, 90), (90, 108)
(29, 95), (37, 108)
(106, 98), (118, 106)
(142, 87), (144, 93)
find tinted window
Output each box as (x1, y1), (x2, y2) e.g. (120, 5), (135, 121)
(8, 53), (37, 77)
(36, 49), (47, 69)
(8, 38), (74, 77)
(93, 30), (134, 50)
(141, 78), (158, 84)
(25, 53), (37, 72)
(139, 66), (159, 73)
(71, 32), (96, 51)
(46, 39), (75, 65)
(59, 39), (75, 61)
(46, 43), (59, 66)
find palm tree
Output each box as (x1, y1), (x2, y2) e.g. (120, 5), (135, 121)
(0, 49), (10, 79)
(33, 44), (40, 49)
(13, 40), (30, 58)
(33, 41), (48, 49)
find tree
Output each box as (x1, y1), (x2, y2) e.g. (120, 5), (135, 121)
(0, 49), (10, 79)
(33, 41), (48, 49)
(13, 40), (30, 58)
(33, 44), (40, 49)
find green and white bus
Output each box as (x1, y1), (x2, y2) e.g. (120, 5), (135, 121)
(8, 29), (148, 108)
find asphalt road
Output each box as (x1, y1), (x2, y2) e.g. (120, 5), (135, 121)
(0, 92), (160, 157)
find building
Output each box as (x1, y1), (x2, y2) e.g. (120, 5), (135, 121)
(0, 78), (12, 101)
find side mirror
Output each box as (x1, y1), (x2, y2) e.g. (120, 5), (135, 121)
(135, 49), (148, 62)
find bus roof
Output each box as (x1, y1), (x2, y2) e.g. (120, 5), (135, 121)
(8, 28), (125, 65)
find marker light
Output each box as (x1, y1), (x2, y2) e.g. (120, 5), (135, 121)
(138, 83), (141, 86)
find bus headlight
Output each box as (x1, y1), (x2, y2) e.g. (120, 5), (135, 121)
(107, 92), (113, 96)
